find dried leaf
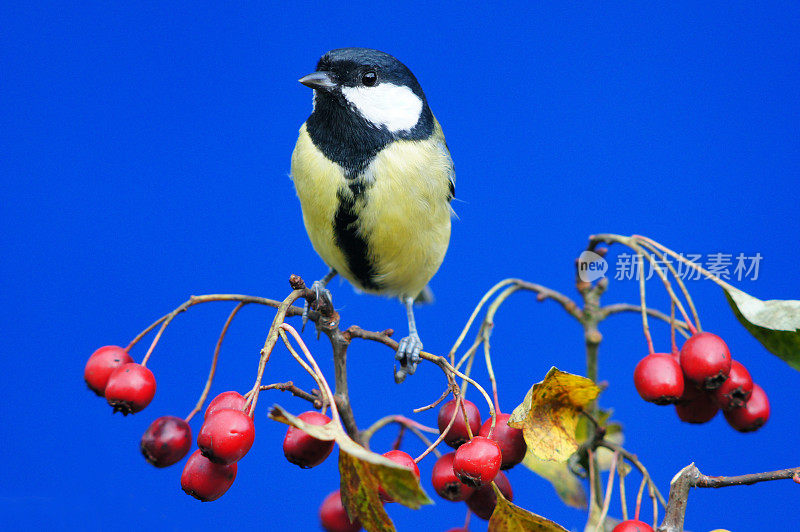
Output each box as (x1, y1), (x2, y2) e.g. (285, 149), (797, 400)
(724, 285), (800, 371)
(508, 367), (602, 462)
(269, 405), (431, 532)
(488, 483), (570, 531)
(522, 451), (587, 509)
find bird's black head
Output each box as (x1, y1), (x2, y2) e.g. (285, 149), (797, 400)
(300, 48), (434, 172)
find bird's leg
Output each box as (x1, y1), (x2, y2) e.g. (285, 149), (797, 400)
(394, 296), (423, 383)
(302, 268), (337, 332)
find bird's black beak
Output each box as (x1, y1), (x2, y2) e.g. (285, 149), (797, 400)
(298, 71), (337, 91)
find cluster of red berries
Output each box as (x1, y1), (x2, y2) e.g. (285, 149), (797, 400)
(84, 346), (258, 502)
(180, 391), (256, 501)
(430, 399), (525, 522)
(84, 345), (156, 414)
(316, 398), (528, 531)
(633, 332), (769, 432)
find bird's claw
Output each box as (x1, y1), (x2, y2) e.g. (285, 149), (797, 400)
(302, 280), (332, 333)
(394, 334), (423, 383)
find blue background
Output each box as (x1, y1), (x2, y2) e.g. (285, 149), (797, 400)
(3, 2), (798, 531)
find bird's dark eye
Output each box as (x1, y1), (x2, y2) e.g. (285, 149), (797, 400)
(362, 71), (377, 87)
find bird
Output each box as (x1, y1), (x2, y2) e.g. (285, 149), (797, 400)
(290, 48), (455, 383)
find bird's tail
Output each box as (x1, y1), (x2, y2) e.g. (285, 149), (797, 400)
(413, 285), (435, 305)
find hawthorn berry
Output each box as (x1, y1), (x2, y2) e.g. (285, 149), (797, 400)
(612, 520), (654, 532)
(140, 415), (192, 467)
(438, 399), (481, 448)
(466, 470), (512, 520)
(431, 452), (475, 502)
(675, 385), (718, 424)
(714, 360), (754, 410)
(724, 383), (769, 432)
(478, 413), (527, 470)
(104, 363), (156, 415)
(319, 490), (361, 532)
(181, 449), (237, 502)
(379, 450), (420, 502)
(197, 408), (255, 464)
(84, 345), (133, 396)
(283, 411), (334, 468)
(633, 353), (684, 404)
(452, 436), (502, 487)
(204, 391), (246, 419)
(679, 332), (732, 390)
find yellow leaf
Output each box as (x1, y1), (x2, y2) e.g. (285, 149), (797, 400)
(508, 367), (601, 462)
(522, 450), (587, 509)
(488, 483), (570, 531)
(269, 405), (432, 532)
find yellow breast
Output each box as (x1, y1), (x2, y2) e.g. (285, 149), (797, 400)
(290, 121), (452, 299)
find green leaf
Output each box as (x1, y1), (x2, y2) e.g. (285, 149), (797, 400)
(508, 367), (602, 462)
(724, 285), (800, 371)
(488, 483), (570, 531)
(522, 451), (587, 509)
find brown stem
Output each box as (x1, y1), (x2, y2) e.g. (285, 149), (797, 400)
(185, 302), (248, 422)
(244, 382), (322, 408)
(600, 304), (691, 339)
(659, 463), (800, 532)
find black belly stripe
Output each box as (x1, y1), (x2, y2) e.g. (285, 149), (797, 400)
(333, 181), (379, 290)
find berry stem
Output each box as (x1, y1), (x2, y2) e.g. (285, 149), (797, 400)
(185, 302), (248, 423)
(125, 313), (169, 352)
(600, 304), (691, 338)
(636, 238), (702, 333)
(243, 382), (321, 407)
(278, 323), (341, 427)
(637, 251), (657, 356)
(130, 293), (304, 367)
(415, 382), (461, 463)
(634, 476), (647, 521)
(670, 300), (678, 355)
(595, 449), (619, 532)
(361, 415), (441, 457)
(246, 289), (307, 417)
(619, 459), (629, 521)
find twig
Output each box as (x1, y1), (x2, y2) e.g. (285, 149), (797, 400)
(244, 382), (322, 408)
(185, 302), (247, 422)
(600, 304), (691, 339)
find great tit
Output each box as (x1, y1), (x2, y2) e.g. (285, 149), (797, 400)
(291, 48), (455, 382)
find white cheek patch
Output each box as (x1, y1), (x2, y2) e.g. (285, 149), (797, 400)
(341, 83), (423, 133)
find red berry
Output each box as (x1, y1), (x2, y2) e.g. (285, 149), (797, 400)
(452, 436), (502, 488)
(283, 411), (334, 468)
(612, 520), (654, 532)
(104, 363), (156, 415)
(431, 452), (475, 502)
(205, 391), (246, 419)
(714, 360), (754, 410)
(633, 353), (685, 404)
(319, 490), (361, 532)
(445, 529), (469, 532)
(197, 409), (255, 464)
(140, 415), (192, 467)
(466, 470), (512, 520)
(478, 413), (527, 470)
(674, 385), (719, 424)
(379, 450), (420, 502)
(181, 449), (237, 502)
(84, 345), (133, 396)
(724, 383), (769, 432)
(679, 332), (732, 389)
(438, 399), (481, 448)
